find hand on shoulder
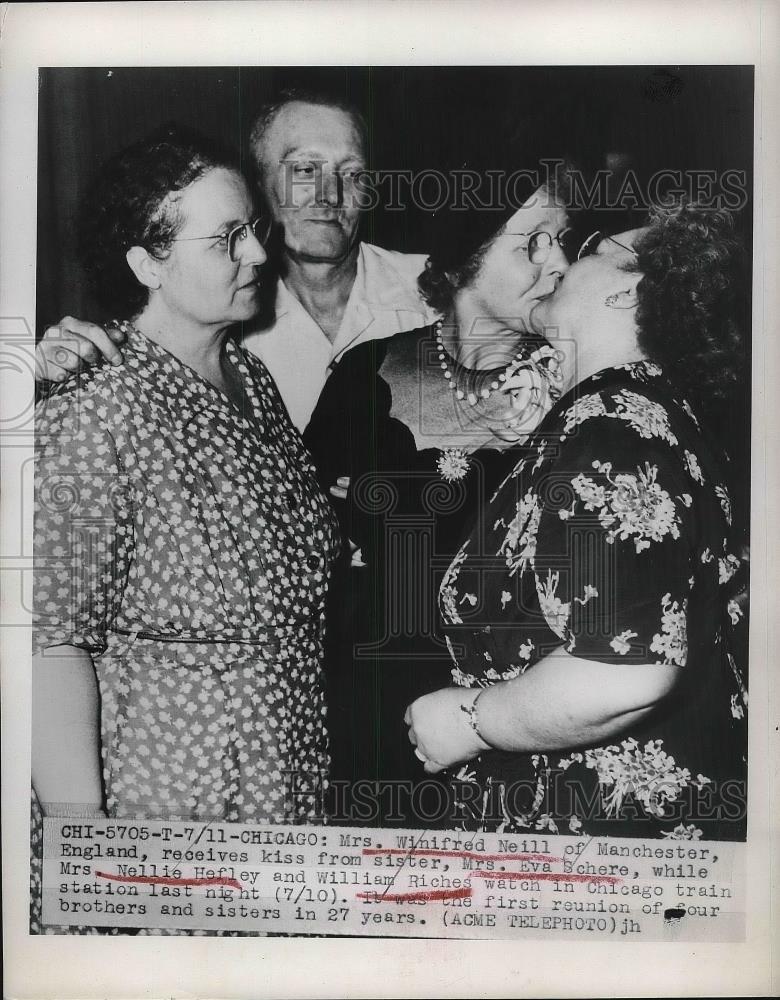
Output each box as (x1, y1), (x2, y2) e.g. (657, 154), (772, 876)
(35, 316), (125, 383)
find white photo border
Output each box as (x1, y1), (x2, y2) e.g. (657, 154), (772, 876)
(1, 2), (777, 997)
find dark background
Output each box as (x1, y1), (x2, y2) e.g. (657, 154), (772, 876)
(36, 65), (754, 534)
(37, 65), (754, 328)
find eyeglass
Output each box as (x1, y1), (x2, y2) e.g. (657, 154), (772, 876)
(577, 230), (639, 261)
(505, 227), (579, 265)
(170, 217), (272, 261)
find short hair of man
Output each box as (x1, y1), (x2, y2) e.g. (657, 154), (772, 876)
(248, 87), (368, 174)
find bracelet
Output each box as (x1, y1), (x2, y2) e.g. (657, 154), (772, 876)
(460, 688), (490, 746)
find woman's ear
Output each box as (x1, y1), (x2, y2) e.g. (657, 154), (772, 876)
(126, 246), (163, 291)
(604, 289), (638, 309)
(604, 272), (640, 310)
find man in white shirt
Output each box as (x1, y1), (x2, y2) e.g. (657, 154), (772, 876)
(36, 90), (437, 431)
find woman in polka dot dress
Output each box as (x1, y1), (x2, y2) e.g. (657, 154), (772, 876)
(32, 123), (339, 860)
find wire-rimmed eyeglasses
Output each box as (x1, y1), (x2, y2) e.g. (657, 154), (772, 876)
(171, 217), (272, 261)
(504, 227), (580, 265)
(577, 231), (639, 261)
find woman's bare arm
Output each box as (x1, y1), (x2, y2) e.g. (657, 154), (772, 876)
(32, 645), (105, 814)
(406, 651), (680, 773)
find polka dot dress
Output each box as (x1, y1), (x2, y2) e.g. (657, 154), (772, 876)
(34, 324), (340, 823)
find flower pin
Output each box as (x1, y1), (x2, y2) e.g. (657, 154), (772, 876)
(437, 448), (470, 482)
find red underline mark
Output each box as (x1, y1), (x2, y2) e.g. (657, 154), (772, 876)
(357, 872), (621, 904)
(362, 848), (562, 863)
(356, 858), (623, 903)
(357, 887), (473, 903)
(96, 870), (242, 891)
(469, 870), (622, 885)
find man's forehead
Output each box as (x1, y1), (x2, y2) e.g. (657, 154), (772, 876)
(262, 101), (364, 155)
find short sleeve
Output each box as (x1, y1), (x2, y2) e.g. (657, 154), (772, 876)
(530, 413), (695, 666)
(34, 390), (135, 655)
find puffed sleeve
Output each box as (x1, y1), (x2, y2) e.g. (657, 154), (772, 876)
(34, 389), (135, 655)
(528, 410), (697, 666)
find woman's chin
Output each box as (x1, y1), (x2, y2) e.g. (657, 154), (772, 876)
(230, 288), (262, 321)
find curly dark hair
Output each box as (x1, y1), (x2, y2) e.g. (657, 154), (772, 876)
(78, 122), (240, 318)
(633, 202), (747, 405)
(417, 241), (492, 316)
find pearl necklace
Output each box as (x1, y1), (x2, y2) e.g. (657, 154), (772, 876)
(435, 319), (526, 406)
(434, 318), (524, 484)
(433, 320), (565, 483)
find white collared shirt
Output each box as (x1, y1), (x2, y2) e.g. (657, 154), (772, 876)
(241, 242), (438, 431)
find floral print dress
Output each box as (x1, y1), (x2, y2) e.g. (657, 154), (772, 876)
(34, 325), (340, 824)
(303, 330), (513, 816)
(440, 361), (747, 840)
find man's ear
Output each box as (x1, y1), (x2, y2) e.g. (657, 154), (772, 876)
(126, 246), (163, 291)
